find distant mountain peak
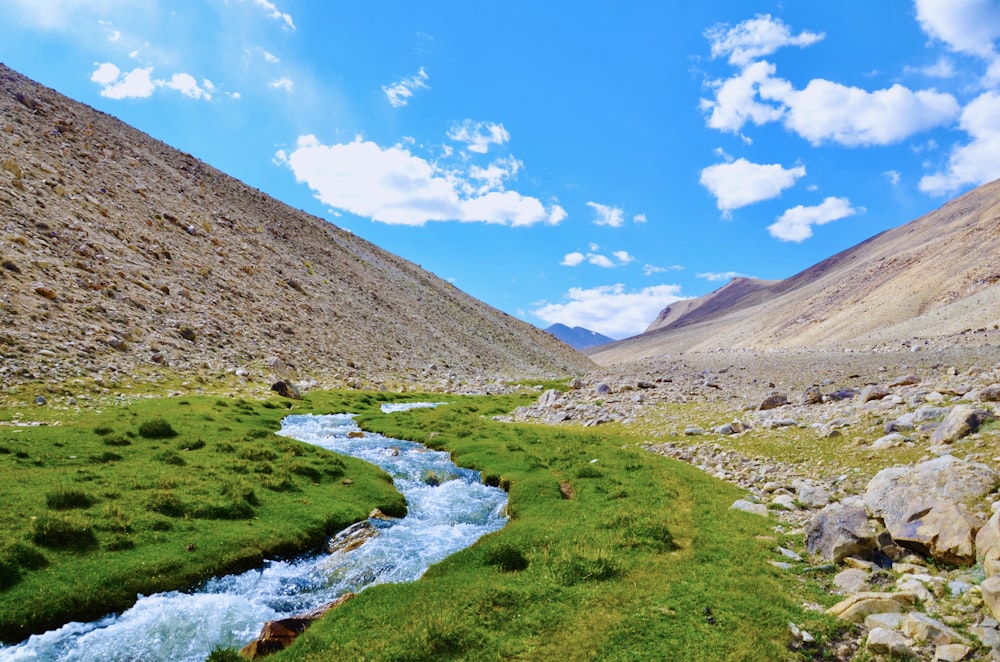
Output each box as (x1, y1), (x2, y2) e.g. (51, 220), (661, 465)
(545, 323), (614, 350)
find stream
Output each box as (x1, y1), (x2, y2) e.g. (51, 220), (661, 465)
(1, 403), (507, 661)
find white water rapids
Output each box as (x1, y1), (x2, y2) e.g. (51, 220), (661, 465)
(1, 404), (507, 661)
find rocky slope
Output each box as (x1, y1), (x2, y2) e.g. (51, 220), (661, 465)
(0, 64), (592, 394)
(591, 179), (1000, 364)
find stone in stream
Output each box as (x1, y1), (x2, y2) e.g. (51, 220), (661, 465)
(240, 593), (355, 659)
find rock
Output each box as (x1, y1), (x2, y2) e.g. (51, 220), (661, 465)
(934, 644), (972, 661)
(981, 575), (1000, 620)
(240, 593), (354, 659)
(795, 482), (830, 508)
(930, 405), (994, 445)
(33, 395), (46, 405)
(871, 432), (907, 450)
(866, 627), (915, 658)
(864, 455), (994, 564)
(976, 510), (1000, 577)
(537, 389), (562, 407)
(326, 520), (378, 554)
(730, 499), (768, 517)
(977, 384), (1000, 402)
(865, 612), (906, 630)
(833, 568), (869, 594)
(861, 384), (890, 403)
(759, 393), (789, 410)
(270, 380), (302, 399)
(889, 374), (920, 387)
(826, 591), (918, 622)
(800, 385), (823, 405)
(683, 427), (704, 436)
(178, 326), (196, 342)
(806, 499), (877, 563)
(267, 356), (295, 380)
(902, 611), (971, 646)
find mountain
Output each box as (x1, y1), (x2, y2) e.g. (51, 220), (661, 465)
(544, 323), (614, 350)
(0, 64), (593, 392)
(589, 177), (1000, 364)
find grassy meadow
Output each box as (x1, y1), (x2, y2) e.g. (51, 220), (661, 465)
(0, 388), (843, 660)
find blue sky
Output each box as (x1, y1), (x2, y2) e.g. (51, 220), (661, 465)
(3, 1), (1000, 339)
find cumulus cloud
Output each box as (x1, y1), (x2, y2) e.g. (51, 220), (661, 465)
(920, 91), (1000, 195)
(701, 60), (787, 133)
(914, 0), (1000, 59)
(706, 14), (824, 67)
(269, 77), (294, 92)
(702, 61), (960, 146)
(447, 120), (510, 154)
(276, 135), (565, 227)
(767, 196), (862, 242)
(588, 254), (615, 268)
(697, 271), (750, 282)
(561, 252), (585, 267)
(587, 201), (625, 227)
(531, 284), (686, 339)
(161, 73), (213, 100)
(779, 80), (960, 147)
(699, 157), (806, 215)
(383, 67), (429, 108)
(633, 213), (648, 223)
(92, 64), (155, 99)
(613, 250), (635, 265)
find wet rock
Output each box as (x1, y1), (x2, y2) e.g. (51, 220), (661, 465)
(806, 499), (877, 563)
(240, 593), (355, 659)
(326, 520), (378, 554)
(930, 405), (994, 445)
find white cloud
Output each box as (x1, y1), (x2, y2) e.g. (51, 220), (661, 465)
(914, 0), (1000, 59)
(277, 135), (564, 227)
(161, 73), (212, 100)
(587, 201), (625, 227)
(531, 284), (686, 339)
(633, 213), (648, 223)
(643, 264), (682, 276)
(382, 67), (430, 108)
(702, 61), (960, 146)
(697, 271), (750, 282)
(767, 196), (862, 242)
(97, 66), (155, 99)
(705, 14), (824, 66)
(905, 57), (957, 78)
(779, 80), (960, 147)
(699, 158), (806, 215)
(262, 50), (280, 64)
(884, 170), (902, 185)
(613, 250), (635, 265)
(248, 0), (295, 30)
(700, 61), (787, 133)
(269, 77), (294, 92)
(90, 62), (120, 86)
(561, 252), (585, 267)
(467, 157), (522, 195)
(588, 254), (616, 268)
(447, 120), (510, 154)
(920, 91), (1000, 195)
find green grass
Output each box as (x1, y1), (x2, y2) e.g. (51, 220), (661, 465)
(0, 391), (412, 642)
(264, 397), (836, 661)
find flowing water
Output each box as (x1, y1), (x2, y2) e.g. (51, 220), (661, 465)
(1, 405), (507, 661)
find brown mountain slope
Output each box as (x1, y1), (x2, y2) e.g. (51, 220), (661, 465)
(590, 178), (1000, 364)
(0, 64), (592, 392)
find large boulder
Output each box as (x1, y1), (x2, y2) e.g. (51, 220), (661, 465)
(863, 455), (996, 564)
(930, 405), (994, 445)
(826, 591), (918, 622)
(806, 498), (877, 563)
(975, 510), (1000, 576)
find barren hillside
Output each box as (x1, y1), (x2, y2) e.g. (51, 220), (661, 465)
(0, 64), (592, 392)
(591, 178), (1000, 364)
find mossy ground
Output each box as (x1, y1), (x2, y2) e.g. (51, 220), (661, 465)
(1, 388), (849, 660)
